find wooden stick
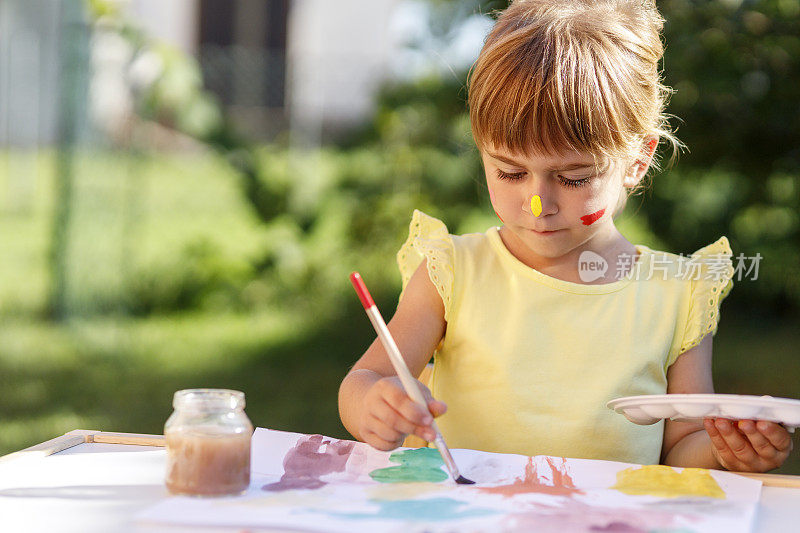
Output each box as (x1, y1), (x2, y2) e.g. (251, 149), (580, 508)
(731, 471), (800, 489)
(0, 430), (94, 462)
(0, 430), (166, 463)
(89, 432), (165, 447)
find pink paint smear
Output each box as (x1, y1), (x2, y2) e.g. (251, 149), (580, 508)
(478, 457), (583, 498)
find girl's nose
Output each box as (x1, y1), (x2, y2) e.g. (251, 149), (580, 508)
(523, 194), (554, 217)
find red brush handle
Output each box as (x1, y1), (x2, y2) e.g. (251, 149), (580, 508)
(349, 272), (375, 310)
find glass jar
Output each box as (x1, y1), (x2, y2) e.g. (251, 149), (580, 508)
(164, 389), (253, 496)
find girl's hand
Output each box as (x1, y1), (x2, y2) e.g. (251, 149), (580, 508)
(704, 418), (793, 472)
(359, 376), (447, 451)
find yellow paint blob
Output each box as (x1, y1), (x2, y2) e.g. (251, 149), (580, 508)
(530, 195), (543, 217)
(613, 465), (725, 499)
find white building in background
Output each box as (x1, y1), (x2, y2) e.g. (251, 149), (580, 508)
(124, 0), (403, 142)
(0, 0), (62, 147)
(1, 0), (489, 146)
(1, 0), (402, 144)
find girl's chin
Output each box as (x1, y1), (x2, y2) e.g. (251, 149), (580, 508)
(506, 229), (575, 260)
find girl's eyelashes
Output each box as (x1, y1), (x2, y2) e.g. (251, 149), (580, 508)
(495, 168), (593, 189)
(557, 175), (592, 189)
(495, 169), (525, 181)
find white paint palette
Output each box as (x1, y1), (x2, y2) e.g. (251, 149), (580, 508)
(607, 394), (800, 430)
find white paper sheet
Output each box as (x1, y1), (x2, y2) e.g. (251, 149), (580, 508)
(138, 428), (762, 532)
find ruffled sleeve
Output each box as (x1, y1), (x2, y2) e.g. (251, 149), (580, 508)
(670, 236), (735, 365)
(396, 210), (455, 320)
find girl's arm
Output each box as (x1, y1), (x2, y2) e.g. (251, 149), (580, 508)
(661, 335), (793, 471)
(338, 260), (447, 450)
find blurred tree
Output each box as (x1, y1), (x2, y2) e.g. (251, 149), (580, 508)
(48, 0), (90, 320)
(651, 0), (800, 313)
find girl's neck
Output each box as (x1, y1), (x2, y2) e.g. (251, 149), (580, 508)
(498, 223), (638, 285)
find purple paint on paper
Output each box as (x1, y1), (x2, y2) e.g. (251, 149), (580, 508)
(263, 434), (355, 491)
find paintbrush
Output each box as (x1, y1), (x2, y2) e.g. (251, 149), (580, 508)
(349, 272), (474, 485)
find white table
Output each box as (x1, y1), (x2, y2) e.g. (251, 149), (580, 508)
(0, 436), (798, 532)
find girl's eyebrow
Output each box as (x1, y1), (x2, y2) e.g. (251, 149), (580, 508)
(486, 152), (595, 171)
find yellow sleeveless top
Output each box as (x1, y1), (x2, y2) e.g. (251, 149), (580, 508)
(397, 210), (734, 465)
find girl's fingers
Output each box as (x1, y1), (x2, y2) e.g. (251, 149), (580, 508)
(362, 428), (401, 451)
(387, 400), (436, 441)
(703, 418), (736, 468)
(395, 397), (433, 427)
(412, 425), (437, 442)
(428, 400), (447, 417)
(714, 418), (760, 465)
(705, 419), (743, 469)
(377, 379), (413, 409)
(379, 380), (432, 426)
(420, 384), (448, 418)
(373, 400), (418, 436)
(756, 421), (794, 452)
(706, 418), (792, 471)
(367, 412), (404, 444)
(738, 420), (780, 461)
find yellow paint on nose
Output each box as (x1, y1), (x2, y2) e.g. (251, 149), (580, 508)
(530, 195), (542, 217)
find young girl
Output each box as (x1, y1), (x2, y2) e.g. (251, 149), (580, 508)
(338, 0), (793, 472)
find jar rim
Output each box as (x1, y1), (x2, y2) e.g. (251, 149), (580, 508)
(173, 389), (246, 411)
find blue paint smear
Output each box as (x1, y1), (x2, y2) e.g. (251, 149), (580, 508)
(317, 497), (498, 522)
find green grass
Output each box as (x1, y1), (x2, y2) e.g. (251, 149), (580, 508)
(0, 306), (372, 454)
(1, 149), (797, 476)
(0, 149), (266, 315)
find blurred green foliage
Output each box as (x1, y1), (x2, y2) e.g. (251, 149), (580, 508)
(654, 0), (800, 312)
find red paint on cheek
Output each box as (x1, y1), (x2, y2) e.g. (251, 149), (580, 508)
(489, 188), (504, 223)
(580, 208), (606, 226)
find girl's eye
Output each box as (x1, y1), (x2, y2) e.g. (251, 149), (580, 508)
(558, 175), (592, 189)
(495, 169), (525, 181)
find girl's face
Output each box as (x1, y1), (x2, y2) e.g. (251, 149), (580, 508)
(481, 146), (643, 261)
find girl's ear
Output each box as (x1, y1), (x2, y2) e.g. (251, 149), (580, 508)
(623, 136), (659, 188)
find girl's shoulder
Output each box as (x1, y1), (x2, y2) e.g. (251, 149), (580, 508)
(650, 237), (735, 363)
(396, 210), (497, 319)
(638, 236), (734, 285)
(397, 210), (458, 320)
(399, 210), (493, 257)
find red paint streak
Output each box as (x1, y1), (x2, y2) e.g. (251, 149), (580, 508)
(580, 208), (606, 226)
(489, 188), (504, 223)
(478, 457), (583, 498)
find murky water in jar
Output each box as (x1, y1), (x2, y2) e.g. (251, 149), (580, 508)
(165, 429), (251, 496)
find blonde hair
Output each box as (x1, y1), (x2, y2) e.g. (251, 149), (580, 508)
(468, 0), (683, 175)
